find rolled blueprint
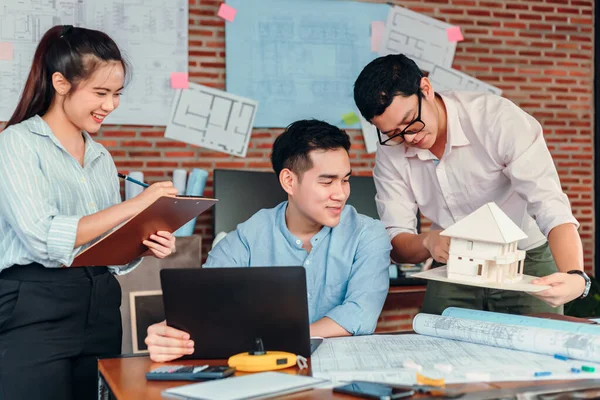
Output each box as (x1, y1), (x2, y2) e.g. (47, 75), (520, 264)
(442, 307), (600, 336)
(174, 168), (208, 237)
(125, 171), (144, 200)
(172, 169), (188, 195)
(413, 313), (600, 363)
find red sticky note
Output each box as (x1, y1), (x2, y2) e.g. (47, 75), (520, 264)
(446, 26), (464, 42)
(371, 21), (385, 52)
(0, 42), (14, 61)
(170, 72), (189, 89)
(218, 3), (237, 22)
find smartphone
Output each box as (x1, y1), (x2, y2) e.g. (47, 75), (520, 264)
(146, 365), (235, 381)
(333, 381), (414, 400)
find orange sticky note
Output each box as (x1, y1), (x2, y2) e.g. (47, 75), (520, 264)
(371, 21), (385, 52)
(0, 42), (14, 61)
(446, 26), (464, 42)
(170, 72), (189, 89)
(218, 3), (237, 22)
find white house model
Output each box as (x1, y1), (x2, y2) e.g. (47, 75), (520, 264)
(440, 202), (528, 284)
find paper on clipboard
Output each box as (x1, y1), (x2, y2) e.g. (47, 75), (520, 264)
(72, 196), (217, 267)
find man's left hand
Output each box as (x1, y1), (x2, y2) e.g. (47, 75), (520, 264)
(530, 272), (586, 307)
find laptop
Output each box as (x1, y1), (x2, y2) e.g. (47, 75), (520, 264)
(160, 267), (313, 359)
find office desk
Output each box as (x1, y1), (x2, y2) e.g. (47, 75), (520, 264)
(98, 356), (490, 399)
(99, 355), (600, 400)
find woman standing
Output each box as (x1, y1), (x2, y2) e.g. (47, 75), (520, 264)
(0, 25), (177, 399)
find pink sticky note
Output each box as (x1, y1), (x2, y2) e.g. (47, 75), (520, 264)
(218, 3), (237, 22)
(170, 72), (189, 89)
(0, 42), (14, 61)
(446, 26), (464, 42)
(371, 21), (385, 52)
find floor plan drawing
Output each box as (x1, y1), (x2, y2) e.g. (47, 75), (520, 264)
(0, 0), (187, 126)
(165, 83), (257, 157)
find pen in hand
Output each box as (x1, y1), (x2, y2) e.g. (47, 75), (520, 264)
(118, 172), (149, 188)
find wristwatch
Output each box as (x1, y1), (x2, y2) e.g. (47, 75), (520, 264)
(567, 270), (591, 299)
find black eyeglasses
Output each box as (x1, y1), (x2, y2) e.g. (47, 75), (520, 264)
(377, 92), (426, 146)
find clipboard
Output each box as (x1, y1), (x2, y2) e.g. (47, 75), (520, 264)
(72, 196), (217, 267)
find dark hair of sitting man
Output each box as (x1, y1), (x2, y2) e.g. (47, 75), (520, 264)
(271, 119), (351, 179)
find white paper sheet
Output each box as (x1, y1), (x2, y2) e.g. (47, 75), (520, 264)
(165, 83), (258, 157)
(378, 6), (456, 72)
(311, 334), (600, 386)
(359, 114), (378, 154)
(0, 0), (188, 126)
(429, 64), (502, 95)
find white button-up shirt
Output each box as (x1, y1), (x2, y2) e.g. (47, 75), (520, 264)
(374, 91), (578, 251)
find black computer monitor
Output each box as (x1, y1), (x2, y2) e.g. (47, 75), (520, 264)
(213, 169), (381, 235)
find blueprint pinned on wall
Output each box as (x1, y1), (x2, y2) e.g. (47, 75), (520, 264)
(429, 64), (502, 95)
(165, 83), (257, 157)
(378, 5), (456, 72)
(225, 0), (390, 128)
(0, 0), (187, 126)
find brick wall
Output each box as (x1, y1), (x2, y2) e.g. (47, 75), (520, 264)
(0, 0), (595, 330)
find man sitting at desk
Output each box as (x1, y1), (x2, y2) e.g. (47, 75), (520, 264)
(145, 119), (392, 362)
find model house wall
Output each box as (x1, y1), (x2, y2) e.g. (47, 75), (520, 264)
(441, 203), (528, 284)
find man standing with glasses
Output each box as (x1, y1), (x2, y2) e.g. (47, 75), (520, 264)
(353, 54), (590, 315)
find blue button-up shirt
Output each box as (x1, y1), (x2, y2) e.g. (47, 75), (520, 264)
(205, 202), (391, 335)
(0, 115), (140, 274)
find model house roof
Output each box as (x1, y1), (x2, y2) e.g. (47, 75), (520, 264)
(440, 202), (527, 244)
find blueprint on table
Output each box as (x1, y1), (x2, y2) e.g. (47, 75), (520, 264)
(442, 307), (600, 336)
(414, 313), (600, 363)
(225, 0), (389, 128)
(311, 334), (600, 386)
(0, 0), (187, 126)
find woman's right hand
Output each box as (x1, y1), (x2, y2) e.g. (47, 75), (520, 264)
(131, 181), (178, 211)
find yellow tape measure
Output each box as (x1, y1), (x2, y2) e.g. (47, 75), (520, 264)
(227, 338), (297, 372)
(228, 350), (297, 372)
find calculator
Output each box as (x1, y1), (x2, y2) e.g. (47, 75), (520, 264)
(145, 365), (235, 381)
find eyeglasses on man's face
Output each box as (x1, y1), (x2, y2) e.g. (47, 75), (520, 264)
(377, 92), (426, 146)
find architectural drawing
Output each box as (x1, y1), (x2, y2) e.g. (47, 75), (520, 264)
(226, 0), (389, 128)
(443, 307), (600, 336)
(311, 334), (600, 386)
(378, 6), (456, 72)
(0, 0), (187, 126)
(165, 83), (257, 157)
(429, 64), (502, 96)
(442, 202), (527, 284)
(413, 313), (600, 363)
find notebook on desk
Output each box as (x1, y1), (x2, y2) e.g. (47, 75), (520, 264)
(162, 372), (327, 400)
